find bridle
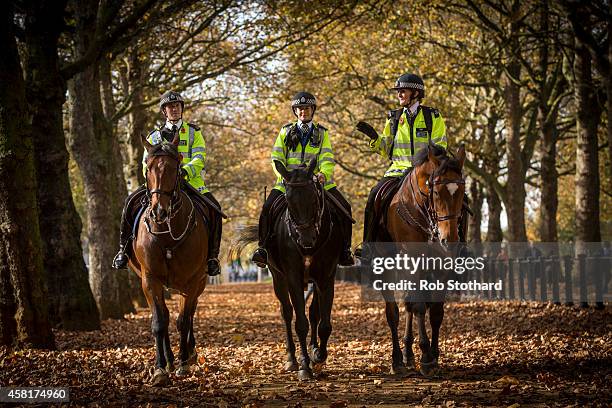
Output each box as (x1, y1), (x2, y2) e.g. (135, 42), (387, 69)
(144, 145), (195, 242)
(397, 160), (465, 242)
(284, 177), (327, 250)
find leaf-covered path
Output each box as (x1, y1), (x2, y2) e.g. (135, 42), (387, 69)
(1, 282), (610, 407)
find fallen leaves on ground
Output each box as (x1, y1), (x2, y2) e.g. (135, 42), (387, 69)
(0, 282), (610, 407)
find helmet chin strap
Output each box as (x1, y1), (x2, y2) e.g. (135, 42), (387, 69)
(163, 110), (183, 124)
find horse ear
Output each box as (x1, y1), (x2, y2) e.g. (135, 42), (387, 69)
(427, 145), (440, 167)
(274, 160), (291, 181)
(171, 129), (180, 146)
(142, 134), (154, 152)
(456, 144), (466, 168)
(307, 157), (317, 177)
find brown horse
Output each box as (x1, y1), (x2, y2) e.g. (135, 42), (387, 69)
(128, 133), (209, 386)
(381, 143), (466, 376)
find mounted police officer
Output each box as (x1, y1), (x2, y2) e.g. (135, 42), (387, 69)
(251, 91), (354, 267)
(112, 90), (223, 276)
(355, 73), (452, 247)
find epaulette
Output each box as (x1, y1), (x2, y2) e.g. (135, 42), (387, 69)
(388, 108), (402, 119)
(282, 122), (294, 130)
(187, 123), (200, 131)
(422, 106), (440, 118)
(315, 123), (327, 132)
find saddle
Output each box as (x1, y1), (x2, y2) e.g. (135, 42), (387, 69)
(270, 193), (288, 224)
(374, 177), (403, 235)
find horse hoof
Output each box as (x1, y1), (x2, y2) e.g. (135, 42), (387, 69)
(390, 364), (408, 376)
(285, 360), (299, 372)
(419, 360), (437, 378)
(151, 368), (170, 387)
(403, 357), (416, 370)
(176, 365), (190, 377)
(187, 351), (198, 366)
(298, 368), (314, 381)
(309, 347), (327, 365)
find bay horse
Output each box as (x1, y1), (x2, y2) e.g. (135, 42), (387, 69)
(379, 144), (466, 376)
(128, 133), (209, 386)
(235, 159), (343, 381)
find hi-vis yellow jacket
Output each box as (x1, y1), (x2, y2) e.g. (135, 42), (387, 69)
(271, 121), (336, 192)
(143, 121), (208, 193)
(370, 106), (447, 177)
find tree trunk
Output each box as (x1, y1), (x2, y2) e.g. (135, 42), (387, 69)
(122, 48), (147, 193)
(485, 187), (504, 243)
(537, 2), (559, 243)
(504, 0), (528, 243)
(24, 0), (100, 330)
(483, 101), (504, 243)
(574, 41), (602, 243)
(106, 54), (147, 308)
(468, 179), (483, 243)
(539, 114), (559, 242)
(68, 0), (135, 319)
(0, 3), (55, 349)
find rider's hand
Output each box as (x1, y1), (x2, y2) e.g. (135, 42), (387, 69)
(316, 173), (326, 184)
(356, 121), (378, 140)
(180, 167), (188, 180)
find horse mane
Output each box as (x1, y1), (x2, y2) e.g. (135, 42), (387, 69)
(148, 141), (180, 160)
(412, 143), (462, 176)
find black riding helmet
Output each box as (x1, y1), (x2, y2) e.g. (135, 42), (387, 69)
(390, 73), (425, 99)
(159, 91), (185, 113)
(291, 91), (317, 117)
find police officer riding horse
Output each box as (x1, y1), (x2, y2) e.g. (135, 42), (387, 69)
(356, 73), (469, 250)
(251, 91), (354, 268)
(112, 91), (224, 276)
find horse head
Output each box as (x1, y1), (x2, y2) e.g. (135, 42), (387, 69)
(412, 144), (466, 244)
(142, 132), (182, 224)
(274, 158), (323, 249)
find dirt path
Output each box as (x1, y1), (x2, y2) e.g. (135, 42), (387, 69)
(1, 282), (610, 407)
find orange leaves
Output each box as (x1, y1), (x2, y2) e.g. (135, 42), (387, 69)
(0, 282), (610, 405)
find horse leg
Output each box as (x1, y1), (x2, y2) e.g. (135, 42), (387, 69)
(414, 302), (435, 377)
(311, 280), (334, 366)
(176, 295), (197, 376)
(383, 288), (405, 375)
(308, 289), (320, 359)
(142, 275), (171, 386)
(287, 282), (312, 381)
(429, 301), (444, 368)
(402, 302), (415, 370)
(272, 275), (298, 372)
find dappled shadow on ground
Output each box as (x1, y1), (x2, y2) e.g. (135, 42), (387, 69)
(0, 282), (610, 407)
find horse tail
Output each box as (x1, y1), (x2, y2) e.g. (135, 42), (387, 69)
(229, 224), (259, 262)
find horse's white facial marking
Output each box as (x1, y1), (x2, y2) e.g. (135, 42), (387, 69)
(446, 183), (459, 196)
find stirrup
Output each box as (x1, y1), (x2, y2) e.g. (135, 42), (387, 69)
(112, 250), (129, 270)
(251, 248), (268, 268)
(339, 249), (354, 266)
(207, 258), (221, 276)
